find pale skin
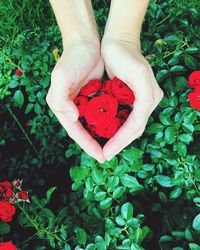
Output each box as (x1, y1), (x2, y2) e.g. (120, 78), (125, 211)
(47, 0), (164, 163)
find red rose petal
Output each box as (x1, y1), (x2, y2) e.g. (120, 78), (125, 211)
(188, 70), (200, 89)
(80, 79), (101, 97)
(111, 77), (135, 105)
(74, 96), (88, 118)
(84, 93), (118, 127)
(188, 87), (200, 111)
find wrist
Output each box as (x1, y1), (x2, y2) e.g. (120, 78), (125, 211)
(103, 0), (149, 47)
(50, 0), (99, 48)
(62, 36), (100, 51)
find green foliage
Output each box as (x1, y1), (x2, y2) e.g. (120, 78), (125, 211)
(0, 0), (200, 249)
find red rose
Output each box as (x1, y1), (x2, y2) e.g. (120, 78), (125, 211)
(0, 181), (12, 190)
(0, 182), (13, 199)
(84, 93), (118, 127)
(0, 242), (17, 250)
(80, 79), (101, 97)
(96, 117), (120, 138)
(111, 77), (135, 105)
(15, 69), (22, 77)
(5, 189), (13, 199)
(74, 96), (88, 117)
(17, 191), (29, 201)
(101, 80), (112, 95)
(188, 70), (200, 88)
(0, 200), (16, 222)
(117, 109), (130, 125)
(188, 87), (200, 111)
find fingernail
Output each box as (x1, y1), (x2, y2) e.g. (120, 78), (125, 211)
(67, 112), (77, 121)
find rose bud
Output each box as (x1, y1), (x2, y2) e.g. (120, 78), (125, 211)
(13, 179), (22, 188)
(15, 69), (22, 76)
(17, 191), (29, 201)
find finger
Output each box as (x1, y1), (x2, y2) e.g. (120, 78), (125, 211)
(46, 89), (79, 121)
(103, 98), (152, 160)
(55, 112), (106, 163)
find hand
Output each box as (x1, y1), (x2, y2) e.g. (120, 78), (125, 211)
(46, 40), (106, 163)
(101, 39), (164, 160)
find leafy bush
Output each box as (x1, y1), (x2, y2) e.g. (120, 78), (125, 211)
(0, 0), (200, 249)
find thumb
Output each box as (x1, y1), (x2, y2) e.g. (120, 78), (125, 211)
(65, 99), (79, 122)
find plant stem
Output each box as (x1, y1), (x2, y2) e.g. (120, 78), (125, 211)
(6, 105), (39, 156)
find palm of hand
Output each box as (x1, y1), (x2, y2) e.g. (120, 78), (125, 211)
(46, 41), (106, 163)
(101, 41), (164, 160)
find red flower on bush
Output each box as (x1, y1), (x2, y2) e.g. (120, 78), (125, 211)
(0, 182), (13, 199)
(111, 77), (135, 105)
(188, 87), (200, 111)
(17, 191), (29, 201)
(188, 70), (200, 88)
(85, 93), (118, 127)
(13, 180), (22, 188)
(74, 96), (88, 117)
(0, 242), (17, 250)
(14, 69), (22, 77)
(80, 79), (101, 97)
(0, 200), (16, 222)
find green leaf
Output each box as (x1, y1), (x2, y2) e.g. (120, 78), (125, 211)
(70, 166), (89, 181)
(94, 191), (107, 201)
(14, 90), (24, 106)
(179, 134), (193, 144)
(25, 103), (34, 114)
(115, 216), (125, 226)
(91, 168), (104, 185)
(185, 55), (198, 70)
(76, 227), (87, 245)
(193, 214), (200, 231)
(122, 147), (143, 165)
(170, 65), (185, 73)
(99, 197), (113, 209)
(121, 202), (134, 220)
(46, 187), (57, 204)
(156, 175), (174, 188)
(189, 243), (200, 250)
(176, 142), (187, 157)
(0, 223), (10, 235)
(113, 186), (125, 199)
(185, 47), (199, 53)
(120, 174), (143, 191)
(164, 126), (176, 143)
(194, 169), (200, 181)
(107, 176), (119, 192)
(170, 187), (182, 199)
(146, 123), (164, 134)
(156, 70), (168, 82)
(34, 102), (42, 114)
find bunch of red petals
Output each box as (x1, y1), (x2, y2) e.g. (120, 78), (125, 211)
(188, 70), (200, 111)
(0, 180), (29, 223)
(74, 77), (135, 141)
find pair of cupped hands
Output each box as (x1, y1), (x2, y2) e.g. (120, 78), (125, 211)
(46, 38), (164, 163)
